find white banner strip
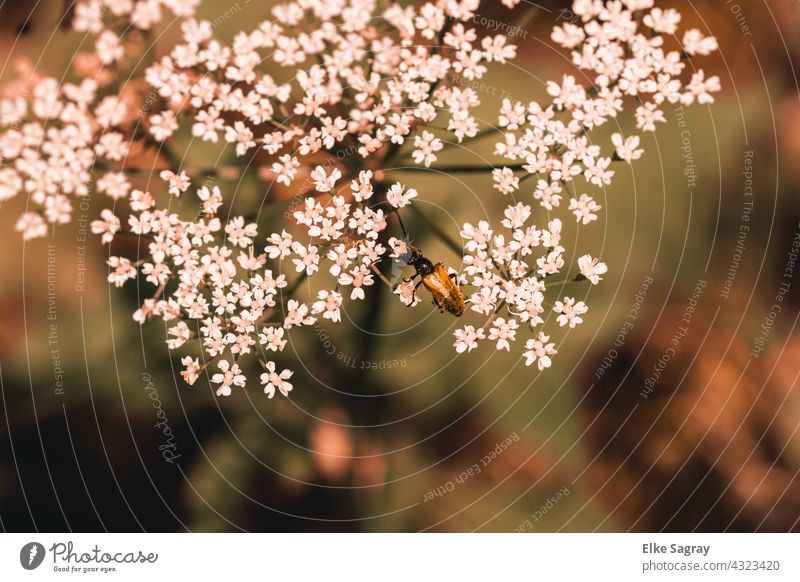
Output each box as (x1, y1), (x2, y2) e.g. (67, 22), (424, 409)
(1, 533), (797, 581)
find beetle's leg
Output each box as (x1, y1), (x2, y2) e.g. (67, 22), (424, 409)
(448, 273), (458, 281)
(404, 272), (420, 284)
(414, 279), (425, 291)
(431, 298), (445, 313)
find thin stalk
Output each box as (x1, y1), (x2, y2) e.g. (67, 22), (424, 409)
(369, 262), (396, 291)
(544, 275), (586, 289)
(408, 204), (463, 257)
(481, 300), (507, 334)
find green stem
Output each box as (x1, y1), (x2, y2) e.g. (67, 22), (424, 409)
(408, 204), (463, 257)
(544, 275), (587, 289)
(481, 300), (507, 334)
(283, 271), (310, 297)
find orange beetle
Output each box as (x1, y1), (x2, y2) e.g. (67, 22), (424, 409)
(403, 247), (465, 317)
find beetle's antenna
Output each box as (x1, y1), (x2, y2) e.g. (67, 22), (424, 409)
(393, 209), (409, 241)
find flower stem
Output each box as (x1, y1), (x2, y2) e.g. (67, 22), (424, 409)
(408, 204), (463, 257)
(544, 275), (587, 289)
(369, 262), (396, 291)
(481, 300), (507, 334)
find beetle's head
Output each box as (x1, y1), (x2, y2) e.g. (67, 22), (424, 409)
(401, 247), (423, 266)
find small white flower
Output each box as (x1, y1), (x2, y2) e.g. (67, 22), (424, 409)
(492, 167), (519, 195)
(569, 195), (601, 225)
(166, 321), (191, 349)
(523, 333), (557, 370)
(265, 230), (293, 259)
(211, 360), (246, 397)
(180, 356), (201, 385)
(611, 133), (643, 163)
(394, 279), (421, 307)
(160, 170), (190, 197)
(554, 297), (588, 328)
(90, 209), (121, 244)
(311, 165), (342, 192)
(386, 182), (417, 208)
(260, 362), (293, 398)
(412, 131), (443, 167)
(488, 317), (518, 351)
(312, 289), (343, 322)
(682, 29), (719, 56)
(259, 326), (287, 352)
(454, 325), (485, 353)
(577, 255), (608, 285)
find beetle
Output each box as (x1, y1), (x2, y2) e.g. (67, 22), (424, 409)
(368, 208), (466, 317)
(401, 246), (465, 317)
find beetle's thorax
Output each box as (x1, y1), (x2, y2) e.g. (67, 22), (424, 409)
(412, 256), (435, 276)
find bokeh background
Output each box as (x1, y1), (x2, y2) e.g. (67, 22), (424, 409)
(1, 0), (800, 532)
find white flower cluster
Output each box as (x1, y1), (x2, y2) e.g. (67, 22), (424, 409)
(0, 74), (133, 239)
(495, 0), (720, 220)
(1, 0), (720, 395)
(453, 0), (720, 368)
(1, 1), (201, 239)
(93, 167), (414, 396)
(139, 0), (517, 168)
(449, 205), (606, 370)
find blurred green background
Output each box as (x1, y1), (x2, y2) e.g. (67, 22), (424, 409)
(1, 0), (799, 532)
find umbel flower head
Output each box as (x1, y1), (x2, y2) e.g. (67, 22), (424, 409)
(1, 0), (720, 396)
